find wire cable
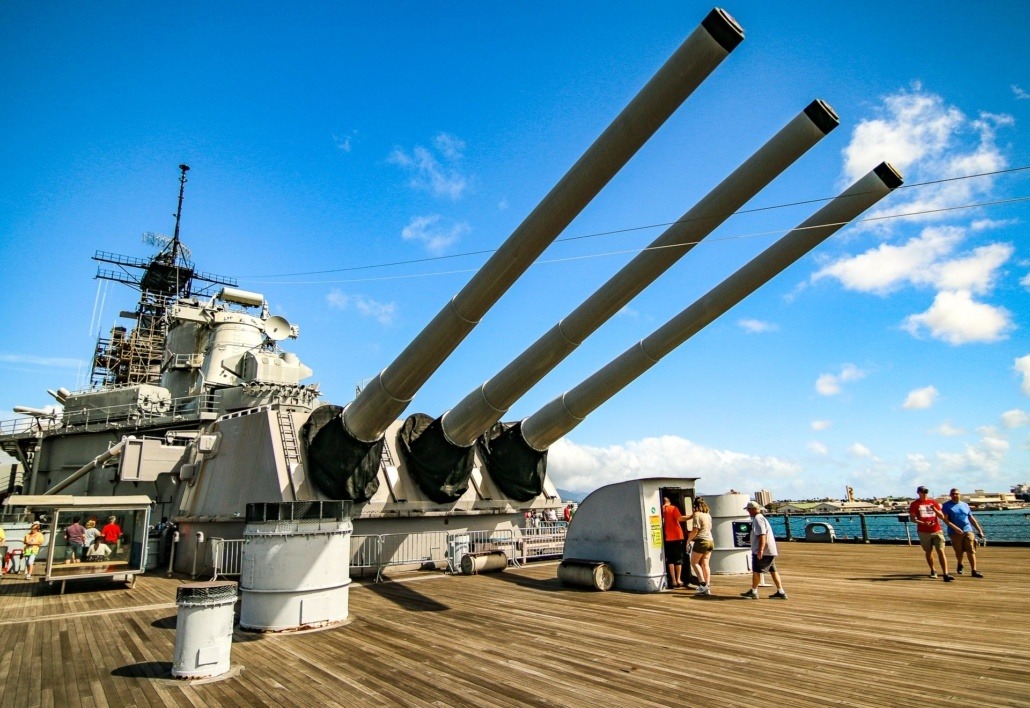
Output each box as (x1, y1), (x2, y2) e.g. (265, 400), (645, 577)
(243, 194), (1030, 286)
(238, 165), (1030, 279)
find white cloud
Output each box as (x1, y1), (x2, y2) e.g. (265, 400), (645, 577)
(905, 453), (932, 475)
(902, 290), (1012, 344)
(0, 354), (83, 369)
(903, 385), (939, 410)
(433, 132), (465, 160)
(810, 420), (832, 431)
(812, 226), (1012, 296)
(332, 130), (357, 152)
(325, 290), (397, 325)
(1022, 271), (1030, 289)
(738, 318), (778, 333)
(932, 421), (965, 436)
(388, 132), (469, 199)
(937, 429), (1009, 477)
(1001, 409), (1030, 428)
(400, 214), (470, 253)
(498, 197), (509, 211)
(816, 364), (865, 396)
(807, 441), (828, 455)
(546, 435), (801, 494)
(840, 87), (1012, 233)
(1017, 355), (1030, 394)
(615, 305), (639, 319)
(848, 443), (872, 458)
(1013, 85), (1030, 100)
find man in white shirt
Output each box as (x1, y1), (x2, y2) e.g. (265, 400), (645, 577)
(740, 500), (788, 600)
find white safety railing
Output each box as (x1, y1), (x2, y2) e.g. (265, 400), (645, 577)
(350, 534), (382, 580)
(211, 537), (246, 580)
(516, 523), (567, 564)
(207, 527), (563, 583)
(446, 529), (520, 572)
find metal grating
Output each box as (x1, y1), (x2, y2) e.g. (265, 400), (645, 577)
(176, 581), (238, 604)
(245, 500), (352, 523)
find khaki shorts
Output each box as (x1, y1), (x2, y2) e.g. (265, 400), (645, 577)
(918, 531), (945, 552)
(692, 538), (714, 553)
(950, 531), (976, 554)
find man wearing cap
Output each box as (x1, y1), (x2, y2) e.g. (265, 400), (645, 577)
(941, 489), (986, 578)
(740, 500), (787, 600)
(909, 486), (962, 581)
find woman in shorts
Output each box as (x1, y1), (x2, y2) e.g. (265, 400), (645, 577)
(687, 498), (714, 596)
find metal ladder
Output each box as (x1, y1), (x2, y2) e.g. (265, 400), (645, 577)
(277, 408), (302, 500)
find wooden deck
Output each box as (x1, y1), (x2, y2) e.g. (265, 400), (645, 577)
(1, 543), (1027, 707)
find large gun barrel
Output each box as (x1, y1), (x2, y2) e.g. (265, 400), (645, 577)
(341, 8), (744, 445)
(518, 162), (903, 452)
(441, 99), (839, 447)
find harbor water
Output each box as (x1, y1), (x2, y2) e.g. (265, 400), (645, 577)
(768, 509), (1030, 543)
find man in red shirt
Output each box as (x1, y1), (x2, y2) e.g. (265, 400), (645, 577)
(662, 497), (688, 589)
(909, 486), (961, 582)
(101, 516), (122, 545)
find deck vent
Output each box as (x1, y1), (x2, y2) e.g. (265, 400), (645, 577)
(172, 580), (237, 679)
(240, 500), (353, 632)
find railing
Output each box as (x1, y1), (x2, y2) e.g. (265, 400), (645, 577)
(0, 391), (224, 434)
(767, 510), (1030, 544)
(211, 537), (245, 580)
(517, 523), (568, 564)
(208, 527), (561, 583)
(0, 416), (60, 435)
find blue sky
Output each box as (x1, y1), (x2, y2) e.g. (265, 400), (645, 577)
(1, 2), (1027, 500)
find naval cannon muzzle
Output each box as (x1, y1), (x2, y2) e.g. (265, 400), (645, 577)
(482, 162), (903, 498)
(400, 99), (839, 502)
(303, 8), (745, 501)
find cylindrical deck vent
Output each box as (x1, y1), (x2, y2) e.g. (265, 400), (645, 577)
(557, 559), (615, 591)
(172, 581), (237, 679)
(459, 550), (508, 575)
(708, 493), (751, 574)
(240, 500), (354, 632)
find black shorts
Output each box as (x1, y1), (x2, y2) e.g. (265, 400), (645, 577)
(664, 540), (685, 564)
(751, 553), (777, 573)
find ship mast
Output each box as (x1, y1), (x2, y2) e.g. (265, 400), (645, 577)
(170, 164), (189, 266)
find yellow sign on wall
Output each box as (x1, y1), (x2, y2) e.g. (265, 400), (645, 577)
(649, 515), (662, 548)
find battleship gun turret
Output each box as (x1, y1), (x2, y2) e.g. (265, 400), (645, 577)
(302, 7), (746, 501)
(397, 100), (839, 502)
(479, 162), (903, 498)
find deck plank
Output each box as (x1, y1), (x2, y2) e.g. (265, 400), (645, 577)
(1, 543), (1028, 707)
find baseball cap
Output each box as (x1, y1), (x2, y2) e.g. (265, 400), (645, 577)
(917, 486), (929, 494)
(744, 501), (761, 510)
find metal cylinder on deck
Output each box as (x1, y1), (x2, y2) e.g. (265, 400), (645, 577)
(172, 581), (237, 679)
(239, 500), (353, 632)
(557, 560), (615, 591)
(708, 493), (751, 574)
(459, 550), (508, 575)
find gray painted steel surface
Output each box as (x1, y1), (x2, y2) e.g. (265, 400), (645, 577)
(442, 100), (839, 447)
(172, 581), (237, 679)
(561, 477), (696, 593)
(521, 162), (902, 451)
(239, 506), (353, 632)
(342, 8), (745, 444)
(707, 492), (751, 575)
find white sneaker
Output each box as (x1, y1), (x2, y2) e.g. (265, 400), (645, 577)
(694, 586), (707, 596)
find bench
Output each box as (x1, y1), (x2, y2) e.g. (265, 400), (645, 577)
(47, 560), (134, 593)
